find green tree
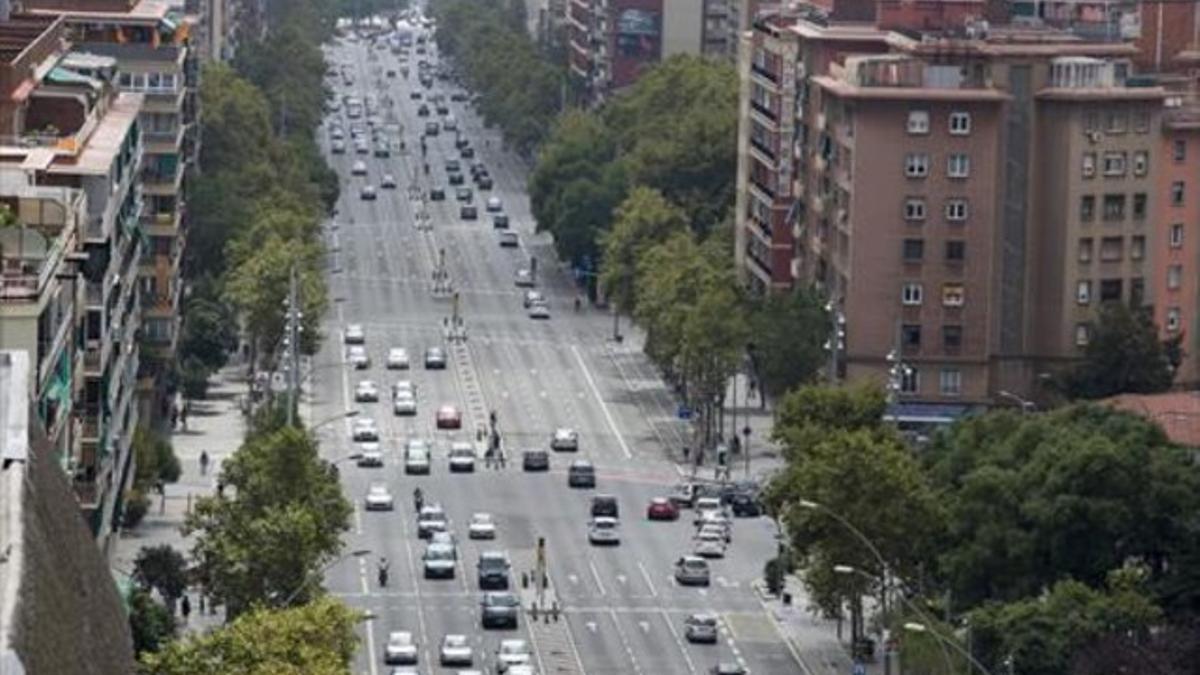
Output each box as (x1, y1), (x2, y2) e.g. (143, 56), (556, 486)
(138, 597), (360, 675)
(1064, 302), (1178, 399)
(133, 544), (189, 605)
(184, 427), (350, 617)
(224, 236), (328, 363)
(747, 288), (830, 401)
(179, 295), (236, 373)
(598, 187), (688, 314)
(129, 588), (176, 657)
(772, 382), (888, 459)
(133, 426), (181, 487)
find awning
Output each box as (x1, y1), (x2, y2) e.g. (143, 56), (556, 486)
(46, 67), (102, 91)
(883, 402), (975, 425)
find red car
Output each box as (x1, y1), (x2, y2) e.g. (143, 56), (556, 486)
(436, 404), (462, 429)
(647, 497), (680, 521)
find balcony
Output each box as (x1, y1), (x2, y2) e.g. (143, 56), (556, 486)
(750, 137), (777, 165)
(751, 63), (779, 87)
(142, 88), (186, 113)
(143, 126), (183, 153)
(751, 100), (778, 125)
(749, 177), (776, 201)
(141, 165), (183, 195)
(143, 210), (182, 235)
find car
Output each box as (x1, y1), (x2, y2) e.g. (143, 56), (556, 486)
(357, 443), (384, 467)
(393, 392), (418, 415)
(514, 269), (535, 287)
(329, 125), (345, 139)
(424, 121), (439, 136)
(436, 404), (463, 429)
(355, 380), (380, 402)
(709, 664), (748, 675)
(486, 196), (502, 212)
(429, 187), (446, 201)
(445, 159), (462, 172)
(331, 139), (346, 154)
(360, 185), (377, 200)
(469, 162), (488, 178)
(647, 497), (680, 520)
(695, 497), (726, 522)
(386, 348), (410, 369)
(550, 428), (578, 451)
(477, 175), (494, 190)
(498, 231), (519, 247)
(405, 440), (432, 474)
(381, 173), (397, 188)
(387, 68), (397, 78)
(468, 513), (496, 539)
(352, 418), (380, 442)
(460, 146), (476, 159)
(418, 104), (430, 116)
(451, 91), (468, 102)
(423, 543), (457, 578)
(729, 492), (763, 517)
(442, 112), (455, 125)
(430, 531), (458, 550)
(384, 631), (418, 665)
(521, 290), (545, 309)
(481, 592), (520, 629)
(527, 302), (550, 320)
(675, 556), (711, 586)
(392, 380), (416, 398)
(460, 205), (478, 220)
(425, 346), (447, 369)
(495, 639), (531, 671)
(588, 517), (620, 545)
(374, 144), (390, 158)
(697, 512), (733, 543)
(568, 460), (596, 488)
(684, 613), (720, 643)
(364, 483), (394, 511)
(348, 345), (370, 369)
(439, 634), (473, 666)
(449, 442), (476, 472)
(590, 494), (619, 518)
(694, 529), (726, 558)
(417, 504), (449, 538)
(448, 172), (465, 186)
(476, 549), (510, 589)
(351, 158), (368, 176)
(455, 186), (473, 202)
(522, 449), (549, 472)
(492, 213), (510, 229)
(410, 91), (422, 100)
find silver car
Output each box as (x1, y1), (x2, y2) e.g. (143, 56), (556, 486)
(551, 428), (578, 451)
(448, 442), (476, 472)
(684, 613), (719, 643)
(439, 634), (473, 666)
(674, 556), (710, 586)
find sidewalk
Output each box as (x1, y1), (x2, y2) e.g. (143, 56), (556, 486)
(111, 367), (247, 635)
(759, 575), (884, 675)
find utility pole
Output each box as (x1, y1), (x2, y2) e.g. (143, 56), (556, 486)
(285, 265), (300, 427)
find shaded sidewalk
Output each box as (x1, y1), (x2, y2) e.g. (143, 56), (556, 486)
(757, 575), (885, 675)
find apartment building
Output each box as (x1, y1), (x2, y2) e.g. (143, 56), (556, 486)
(735, 2), (1171, 412)
(26, 0), (198, 422)
(0, 12), (144, 547)
(1154, 102), (1200, 386)
(568, 0), (738, 103)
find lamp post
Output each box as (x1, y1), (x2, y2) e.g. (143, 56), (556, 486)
(312, 409), (360, 432)
(903, 621), (995, 675)
(996, 390), (1035, 414)
(281, 548), (371, 607)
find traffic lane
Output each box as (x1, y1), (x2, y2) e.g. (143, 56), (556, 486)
(565, 608), (639, 675)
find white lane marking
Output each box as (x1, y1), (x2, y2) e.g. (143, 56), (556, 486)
(616, 574), (627, 586)
(638, 620), (650, 633)
(662, 609), (698, 675)
(354, 503), (363, 535)
(588, 560), (607, 597)
(572, 345), (632, 459)
(568, 574), (579, 585)
(637, 561), (658, 598)
(609, 608), (643, 675)
(360, 558), (378, 675)
(586, 621), (597, 632)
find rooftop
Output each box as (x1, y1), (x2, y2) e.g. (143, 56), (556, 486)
(74, 40), (182, 62)
(46, 91), (141, 175)
(1103, 392), (1200, 448)
(25, 0), (169, 24)
(0, 14), (60, 67)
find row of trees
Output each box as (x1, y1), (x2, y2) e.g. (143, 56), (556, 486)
(765, 384), (1200, 674)
(430, 0), (562, 156)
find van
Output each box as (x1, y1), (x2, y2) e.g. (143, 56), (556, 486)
(567, 460), (595, 488)
(590, 494), (618, 518)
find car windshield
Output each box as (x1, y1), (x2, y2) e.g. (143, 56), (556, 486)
(690, 615), (717, 626)
(426, 546), (454, 560)
(420, 507), (446, 520)
(480, 556), (507, 569)
(488, 593), (519, 607)
(499, 641), (528, 654)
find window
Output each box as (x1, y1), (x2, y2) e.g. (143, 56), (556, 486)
(161, 73), (177, 91)
(1168, 264), (1183, 289)
(1170, 223), (1184, 248)
(1172, 181), (1186, 206)
(1080, 195), (1095, 222)
(118, 71), (132, 87)
(947, 153), (970, 178)
(939, 368), (962, 396)
(904, 198), (926, 221)
(1131, 235), (1145, 260)
(1133, 109), (1150, 133)
(1084, 111), (1100, 131)
(903, 239), (924, 261)
(949, 111), (971, 135)
(1082, 153), (1096, 178)
(1075, 323), (1091, 346)
(905, 153), (929, 177)
(1100, 237), (1124, 262)
(901, 283), (923, 306)
(1167, 307), (1182, 332)
(1133, 193), (1147, 220)
(899, 368), (919, 394)
(1133, 151), (1148, 176)
(1100, 279), (1123, 302)
(945, 240), (966, 262)
(1102, 152), (1126, 176)
(1106, 110), (1126, 133)
(1078, 237), (1094, 263)
(907, 110), (930, 134)
(1102, 194), (1125, 221)
(1077, 280), (1091, 305)
(147, 72), (161, 89)
(942, 283), (965, 307)
(946, 199), (969, 222)
(1131, 277), (1146, 306)
(1174, 139), (1187, 162)
(902, 324), (922, 348)
(943, 325), (963, 349)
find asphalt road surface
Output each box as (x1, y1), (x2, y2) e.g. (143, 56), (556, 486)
(313, 23), (802, 675)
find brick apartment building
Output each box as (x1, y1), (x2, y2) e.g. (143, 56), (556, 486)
(734, 0), (1192, 418)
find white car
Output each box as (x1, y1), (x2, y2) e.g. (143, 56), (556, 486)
(393, 392), (418, 415)
(588, 517), (620, 545)
(694, 529), (726, 558)
(448, 442), (476, 472)
(439, 634), (473, 666)
(365, 483), (394, 511)
(423, 542), (457, 578)
(352, 418), (379, 442)
(468, 512), (496, 539)
(392, 379), (416, 397)
(384, 630), (418, 664)
(514, 269), (534, 288)
(355, 380), (380, 402)
(386, 348), (411, 369)
(697, 512), (733, 543)
(348, 345), (370, 369)
(486, 196), (502, 212)
(551, 428), (578, 451)
(417, 504), (449, 538)
(405, 442), (431, 475)
(684, 613), (720, 643)
(527, 302), (550, 320)
(356, 441), (384, 467)
(496, 639), (532, 673)
(351, 160), (367, 176)
(381, 173), (397, 188)
(694, 497), (725, 522)
(344, 323), (366, 344)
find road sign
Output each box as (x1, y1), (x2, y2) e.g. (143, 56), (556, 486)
(677, 405), (693, 420)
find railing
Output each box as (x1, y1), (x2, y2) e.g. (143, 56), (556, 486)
(751, 100), (777, 123)
(750, 176), (776, 200)
(750, 137), (777, 161)
(143, 129), (181, 145)
(751, 63), (779, 84)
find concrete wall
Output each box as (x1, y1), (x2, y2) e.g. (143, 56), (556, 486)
(662, 0), (701, 57)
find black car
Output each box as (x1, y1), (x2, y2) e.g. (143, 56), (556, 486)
(476, 553), (511, 590)
(436, 104), (449, 115)
(460, 205), (478, 220)
(448, 172), (465, 186)
(418, 104), (430, 116)
(445, 159), (461, 172)
(729, 493), (763, 517)
(456, 138), (471, 150)
(477, 175), (493, 190)
(522, 450), (550, 472)
(492, 214), (509, 229)
(410, 91), (423, 100)
(460, 146), (475, 159)
(429, 187), (446, 201)
(481, 592), (520, 629)
(590, 494), (618, 518)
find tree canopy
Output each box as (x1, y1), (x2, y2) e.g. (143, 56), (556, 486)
(748, 289), (830, 402)
(1063, 302), (1180, 399)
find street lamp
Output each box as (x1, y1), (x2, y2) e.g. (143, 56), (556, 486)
(312, 409), (360, 432)
(996, 390), (1035, 414)
(903, 621), (994, 675)
(281, 548), (371, 607)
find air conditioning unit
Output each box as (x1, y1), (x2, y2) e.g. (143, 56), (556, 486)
(1087, 130), (1101, 143)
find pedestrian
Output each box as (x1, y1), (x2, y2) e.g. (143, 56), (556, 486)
(199, 451), (210, 476)
(180, 595), (191, 624)
(216, 479), (225, 498)
(682, 446), (690, 462)
(179, 403), (188, 431)
(170, 405), (179, 430)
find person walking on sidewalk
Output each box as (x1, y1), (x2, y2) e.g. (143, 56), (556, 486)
(180, 595), (191, 624)
(199, 451), (210, 476)
(180, 402), (189, 431)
